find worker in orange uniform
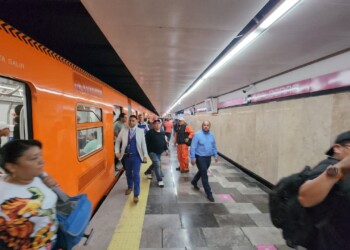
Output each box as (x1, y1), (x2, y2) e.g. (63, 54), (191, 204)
(174, 117), (194, 173)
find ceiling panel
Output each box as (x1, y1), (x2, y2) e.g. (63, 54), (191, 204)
(82, 0), (269, 113)
(175, 0), (350, 110)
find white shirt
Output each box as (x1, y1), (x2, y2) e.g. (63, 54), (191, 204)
(0, 176), (58, 249)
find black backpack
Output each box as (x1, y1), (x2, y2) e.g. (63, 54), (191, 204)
(269, 166), (315, 248)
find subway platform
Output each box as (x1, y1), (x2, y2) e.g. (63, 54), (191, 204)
(75, 143), (291, 250)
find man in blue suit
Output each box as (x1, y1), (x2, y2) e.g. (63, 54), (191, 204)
(115, 115), (148, 203)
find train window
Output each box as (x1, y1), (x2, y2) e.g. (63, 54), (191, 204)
(77, 104), (102, 123)
(0, 76), (28, 146)
(78, 127), (103, 158)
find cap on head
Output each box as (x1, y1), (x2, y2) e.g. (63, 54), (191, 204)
(178, 117), (185, 121)
(153, 119), (161, 124)
(326, 131), (350, 156)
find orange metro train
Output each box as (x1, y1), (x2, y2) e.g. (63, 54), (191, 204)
(0, 20), (155, 210)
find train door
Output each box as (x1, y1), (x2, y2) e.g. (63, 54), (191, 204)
(0, 76), (31, 147)
(113, 105), (122, 123)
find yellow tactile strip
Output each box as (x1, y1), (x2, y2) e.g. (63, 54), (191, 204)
(108, 162), (151, 250)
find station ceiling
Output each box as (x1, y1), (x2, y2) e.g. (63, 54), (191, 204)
(1, 1), (350, 115)
(0, 0), (158, 115)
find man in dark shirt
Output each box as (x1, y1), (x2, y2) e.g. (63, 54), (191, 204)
(298, 131), (350, 249)
(144, 119), (169, 187)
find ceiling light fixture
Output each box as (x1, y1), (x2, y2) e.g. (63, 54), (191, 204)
(165, 0), (302, 115)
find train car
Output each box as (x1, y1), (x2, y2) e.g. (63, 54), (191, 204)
(0, 19), (155, 209)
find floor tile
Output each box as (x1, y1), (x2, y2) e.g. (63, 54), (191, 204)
(215, 214), (257, 227)
(140, 248), (185, 250)
(241, 227), (285, 245)
(163, 228), (207, 248)
(178, 203), (229, 215)
(202, 227), (252, 247)
(137, 145), (286, 250)
(162, 203), (180, 214)
(188, 247), (233, 250)
(254, 203), (270, 213)
(224, 203), (262, 214)
(248, 213), (274, 227)
(236, 186), (267, 195)
(147, 194), (177, 204)
(146, 203), (163, 214)
(180, 214), (220, 228)
(139, 229), (162, 248)
(143, 214), (181, 230)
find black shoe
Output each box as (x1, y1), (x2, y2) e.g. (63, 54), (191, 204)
(176, 167), (180, 171)
(191, 181), (200, 190)
(207, 195), (215, 202)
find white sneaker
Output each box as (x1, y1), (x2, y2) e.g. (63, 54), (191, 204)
(158, 181), (164, 187)
(146, 174), (152, 179)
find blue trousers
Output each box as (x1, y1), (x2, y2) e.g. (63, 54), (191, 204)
(192, 155), (212, 196)
(124, 156), (142, 196)
(146, 152), (162, 181)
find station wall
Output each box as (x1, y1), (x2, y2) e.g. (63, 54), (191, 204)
(186, 91), (350, 184)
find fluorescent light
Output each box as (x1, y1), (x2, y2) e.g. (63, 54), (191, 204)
(259, 0), (301, 29)
(166, 0), (302, 113)
(203, 30), (260, 79)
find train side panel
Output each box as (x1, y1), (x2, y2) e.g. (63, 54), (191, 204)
(0, 20), (150, 209)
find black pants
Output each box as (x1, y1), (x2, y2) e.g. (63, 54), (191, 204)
(192, 155), (212, 196)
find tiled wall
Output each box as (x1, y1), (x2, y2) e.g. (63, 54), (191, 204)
(185, 92), (350, 184)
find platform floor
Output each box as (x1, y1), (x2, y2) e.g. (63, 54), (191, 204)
(76, 143), (292, 250)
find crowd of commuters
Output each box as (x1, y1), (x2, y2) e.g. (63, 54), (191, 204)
(5, 110), (349, 249)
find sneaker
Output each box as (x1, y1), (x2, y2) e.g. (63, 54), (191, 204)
(158, 181), (164, 187)
(191, 181), (200, 190)
(176, 167), (180, 171)
(145, 174), (152, 179)
(207, 195), (215, 202)
(133, 196), (139, 203)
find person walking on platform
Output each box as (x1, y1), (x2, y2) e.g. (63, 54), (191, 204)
(174, 117), (194, 173)
(144, 119), (169, 187)
(190, 121), (218, 202)
(115, 115), (148, 203)
(163, 118), (173, 143)
(298, 131), (350, 249)
(137, 114), (149, 134)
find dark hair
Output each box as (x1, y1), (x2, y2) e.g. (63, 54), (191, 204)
(15, 104), (23, 116)
(118, 113), (126, 119)
(129, 115), (137, 120)
(14, 116), (20, 124)
(339, 140), (350, 147)
(0, 140), (42, 173)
